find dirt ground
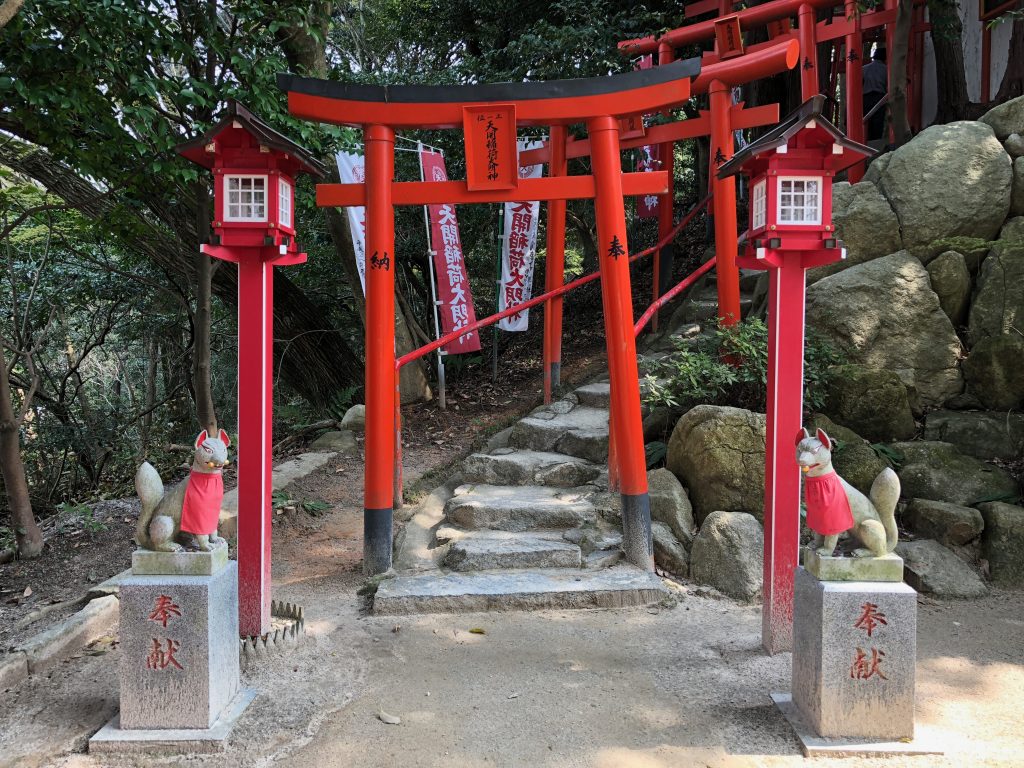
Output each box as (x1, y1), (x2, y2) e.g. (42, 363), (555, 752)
(1, 446), (1023, 768)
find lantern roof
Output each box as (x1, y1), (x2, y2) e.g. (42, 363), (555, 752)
(176, 99), (326, 178)
(717, 94), (875, 179)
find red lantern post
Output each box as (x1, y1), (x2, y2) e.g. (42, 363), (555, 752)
(717, 96), (874, 653)
(176, 101), (325, 637)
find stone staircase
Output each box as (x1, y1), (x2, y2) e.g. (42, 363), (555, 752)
(374, 381), (668, 615)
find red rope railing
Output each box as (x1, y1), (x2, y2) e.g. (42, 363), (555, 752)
(633, 255), (716, 337)
(396, 193), (713, 370)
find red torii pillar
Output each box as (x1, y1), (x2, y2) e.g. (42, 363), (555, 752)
(281, 60), (700, 573)
(543, 125), (568, 403)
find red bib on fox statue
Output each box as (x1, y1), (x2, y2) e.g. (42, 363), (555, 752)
(179, 428), (229, 536)
(803, 471), (854, 535)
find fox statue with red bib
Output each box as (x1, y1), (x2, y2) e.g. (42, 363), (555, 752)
(134, 430), (231, 553)
(795, 427), (900, 558)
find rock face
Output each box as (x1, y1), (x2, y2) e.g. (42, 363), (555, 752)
(646, 468), (696, 549)
(926, 251), (971, 327)
(968, 241), (1024, 343)
(1012, 157), (1024, 217)
(666, 406), (766, 524)
(689, 511), (763, 602)
(806, 252), (963, 407)
(652, 521), (689, 576)
(1006, 133), (1024, 158)
(980, 95), (1024, 140)
(862, 151), (891, 184)
(809, 414), (889, 496)
(923, 410), (1024, 461)
(892, 441), (1019, 507)
(823, 365), (916, 442)
(902, 499), (984, 546)
(808, 181), (901, 282)
(978, 502), (1024, 587)
(962, 335), (1024, 411)
(878, 121), (1012, 248)
(309, 429), (357, 454)
(895, 540), (987, 598)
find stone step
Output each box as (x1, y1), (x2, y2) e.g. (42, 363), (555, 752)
(444, 531), (582, 571)
(509, 405), (609, 462)
(574, 382), (610, 409)
(461, 449), (600, 487)
(445, 484), (595, 532)
(373, 565), (667, 615)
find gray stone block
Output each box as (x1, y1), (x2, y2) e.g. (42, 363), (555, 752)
(0, 652), (28, 689)
(132, 544), (228, 576)
(792, 567), (917, 740)
(444, 484), (594, 532)
(802, 549), (903, 582)
(444, 531), (582, 571)
(119, 562), (239, 730)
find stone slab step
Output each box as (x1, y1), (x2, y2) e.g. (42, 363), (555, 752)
(445, 484), (594, 531)
(461, 449), (600, 487)
(509, 406), (609, 462)
(444, 531), (582, 571)
(574, 382), (610, 409)
(373, 565), (667, 615)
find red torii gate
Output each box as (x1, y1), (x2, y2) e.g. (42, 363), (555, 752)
(278, 61), (702, 575)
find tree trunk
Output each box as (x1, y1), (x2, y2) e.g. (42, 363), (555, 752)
(928, 0), (970, 123)
(141, 336), (157, 457)
(889, 0), (914, 146)
(996, 18), (1024, 103)
(0, 348), (43, 558)
(0, 0), (23, 29)
(193, 181), (218, 434)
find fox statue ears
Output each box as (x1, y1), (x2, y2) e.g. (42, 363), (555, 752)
(194, 429), (232, 448)
(794, 427), (834, 449)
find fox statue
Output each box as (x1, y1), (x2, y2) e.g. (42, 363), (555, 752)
(135, 429), (231, 553)
(795, 427), (900, 558)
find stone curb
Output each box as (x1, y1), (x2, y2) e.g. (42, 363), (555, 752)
(13, 594), (120, 676)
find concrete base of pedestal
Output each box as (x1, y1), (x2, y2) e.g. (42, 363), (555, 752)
(771, 693), (944, 757)
(89, 688), (256, 754)
(802, 548), (903, 582)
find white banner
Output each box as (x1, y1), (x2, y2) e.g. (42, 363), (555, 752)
(335, 151), (367, 296)
(497, 139), (544, 332)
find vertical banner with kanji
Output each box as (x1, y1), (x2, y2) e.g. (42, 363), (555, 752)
(419, 149), (481, 354)
(636, 144), (661, 219)
(497, 139), (544, 332)
(335, 151), (367, 295)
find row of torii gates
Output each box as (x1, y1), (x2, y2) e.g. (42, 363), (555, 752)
(195, 0), (906, 654)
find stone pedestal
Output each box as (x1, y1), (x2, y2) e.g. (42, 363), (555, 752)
(90, 547), (254, 754)
(789, 566), (917, 740)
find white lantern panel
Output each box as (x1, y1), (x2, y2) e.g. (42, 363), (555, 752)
(752, 179), (767, 230)
(777, 176), (822, 225)
(224, 175), (268, 222)
(278, 179), (293, 228)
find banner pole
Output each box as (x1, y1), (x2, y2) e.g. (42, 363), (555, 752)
(418, 143), (447, 411)
(492, 203), (504, 385)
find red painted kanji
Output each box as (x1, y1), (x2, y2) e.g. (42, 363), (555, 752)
(148, 595), (182, 628)
(854, 602), (888, 638)
(145, 638), (184, 671)
(850, 646), (887, 681)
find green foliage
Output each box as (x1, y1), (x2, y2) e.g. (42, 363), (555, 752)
(643, 319), (846, 414)
(57, 503), (107, 536)
(271, 490), (331, 517)
(869, 443), (905, 469)
(645, 441), (667, 469)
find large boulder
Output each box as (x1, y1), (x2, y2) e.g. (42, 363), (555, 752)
(980, 95), (1024, 140)
(892, 441), (1019, 507)
(923, 410), (1024, 462)
(809, 414), (889, 496)
(309, 429), (358, 454)
(969, 240), (1024, 343)
(902, 499), (984, 547)
(862, 151), (891, 184)
(808, 181), (901, 283)
(823, 365), (916, 442)
(647, 468), (696, 549)
(806, 252), (963, 407)
(878, 121), (1011, 250)
(1012, 157), (1024, 217)
(1006, 133), (1024, 158)
(652, 521), (689, 577)
(689, 511), (763, 602)
(1003, 216), (1024, 242)
(341, 404), (366, 433)
(895, 540), (988, 598)
(962, 335), (1024, 411)
(926, 251), (971, 327)
(666, 406), (766, 524)
(978, 502), (1024, 587)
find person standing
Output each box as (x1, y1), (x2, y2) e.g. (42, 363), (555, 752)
(862, 46), (887, 142)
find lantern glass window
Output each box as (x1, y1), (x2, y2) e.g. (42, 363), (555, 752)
(752, 179), (766, 230)
(278, 179), (292, 228)
(224, 175), (267, 222)
(777, 177), (821, 225)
